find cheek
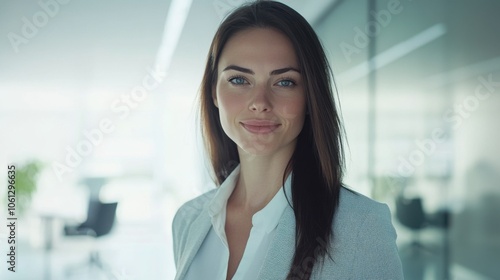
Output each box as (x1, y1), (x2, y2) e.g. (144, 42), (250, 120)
(278, 97), (307, 121)
(217, 93), (242, 118)
(216, 89), (245, 133)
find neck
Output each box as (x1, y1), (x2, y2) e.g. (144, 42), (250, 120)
(229, 145), (294, 213)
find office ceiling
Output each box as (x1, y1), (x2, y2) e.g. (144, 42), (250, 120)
(0, 0), (336, 96)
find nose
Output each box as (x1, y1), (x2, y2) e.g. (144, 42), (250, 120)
(249, 85), (272, 112)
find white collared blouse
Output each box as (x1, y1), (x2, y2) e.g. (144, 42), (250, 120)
(184, 165), (292, 280)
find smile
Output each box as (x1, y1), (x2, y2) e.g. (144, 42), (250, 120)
(240, 120), (281, 134)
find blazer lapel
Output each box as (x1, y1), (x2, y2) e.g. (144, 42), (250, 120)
(258, 206), (296, 280)
(175, 209), (212, 280)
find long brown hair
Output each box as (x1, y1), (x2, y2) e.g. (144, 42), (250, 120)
(199, 1), (344, 278)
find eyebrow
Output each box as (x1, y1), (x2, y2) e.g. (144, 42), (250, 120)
(222, 65), (301, 75)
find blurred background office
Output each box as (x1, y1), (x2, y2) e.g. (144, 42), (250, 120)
(0, 0), (498, 279)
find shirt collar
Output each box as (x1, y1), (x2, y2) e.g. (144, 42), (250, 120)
(207, 164), (292, 235)
(208, 165), (240, 218)
(252, 172), (291, 233)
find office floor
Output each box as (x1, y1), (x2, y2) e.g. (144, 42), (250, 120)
(0, 222), (176, 280)
(395, 223), (494, 280)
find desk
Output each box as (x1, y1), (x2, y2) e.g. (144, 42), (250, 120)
(39, 213), (81, 280)
(39, 213), (79, 250)
(39, 214), (57, 280)
(40, 215), (55, 251)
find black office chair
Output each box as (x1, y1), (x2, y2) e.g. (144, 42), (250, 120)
(64, 199), (118, 277)
(395, 195), (427, 248)
(396, 194), (452, 279)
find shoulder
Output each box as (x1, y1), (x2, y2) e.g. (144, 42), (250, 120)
(321, 187), (403, 279)
(171, 189), (217, 265)
(172, 189), (217, 232)
(336, 187), (392, 224)
(334, 186), (396, 246)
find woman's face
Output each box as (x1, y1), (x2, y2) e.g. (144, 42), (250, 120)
(214, 28), (306, 157)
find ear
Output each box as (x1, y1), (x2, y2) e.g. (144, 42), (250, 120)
(212, 85), (218, 108)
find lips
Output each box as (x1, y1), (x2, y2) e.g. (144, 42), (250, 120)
(240, 120), (281, 134)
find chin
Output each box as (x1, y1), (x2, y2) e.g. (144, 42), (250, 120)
(238, 142), (276, 156)
(242, 146), (274, 156)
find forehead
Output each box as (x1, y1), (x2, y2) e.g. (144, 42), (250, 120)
(218, 28), (299, 69)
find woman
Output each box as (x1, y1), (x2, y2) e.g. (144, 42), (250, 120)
(172, 1), (403, 279)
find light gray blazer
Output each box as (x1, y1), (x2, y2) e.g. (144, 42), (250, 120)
(172, 187), (403, 279)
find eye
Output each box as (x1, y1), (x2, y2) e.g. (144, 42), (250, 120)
(276, 79), (296, 87)
(228, 76), (248, 85)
